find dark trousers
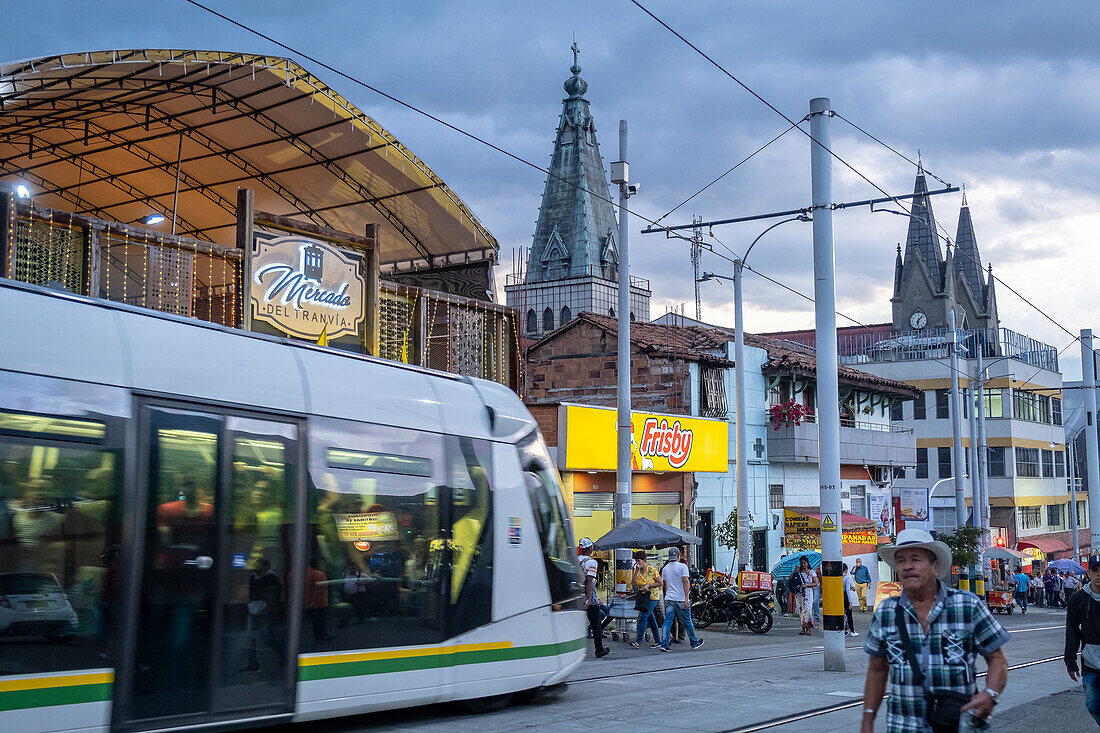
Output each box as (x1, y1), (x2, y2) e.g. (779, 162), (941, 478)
(305, 607), (330, 643)
(586, 604), (606, 654)
(1014, 590), (1028, 612)
(843, 593), (855, 633)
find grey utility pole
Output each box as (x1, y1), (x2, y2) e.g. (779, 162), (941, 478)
(733, 259), (750, 571)
(809, 97), (844, 672)
(975, 348), (991, 584)
(966, 385), (982, 590)
(612, 120), (632, 591)
(948, 309), (969, 591)
(1083, 330), (1100, 542)
(1068, 432), (1081, 560)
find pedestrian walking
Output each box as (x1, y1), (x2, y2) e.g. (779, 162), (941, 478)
(578, 537), (609, 658)
(1064, 569), (1081, 606)
(853, 557), (872, 613)
(658, 546), (703, 651)
(1064, 556), (1100, 726)
(1013, 566), (1030, 615)
(630, 550), (661, 649)
(1055, 571), (1066, 608)
(791, 556), (817, 635)
(1045, 568), (1057, 608)
(1029, 572), (1043, 607)
(843, 563), (858, 637)
(861, 528), (1009, 733)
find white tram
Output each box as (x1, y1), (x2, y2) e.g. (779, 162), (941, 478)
(0, 278), (585, 732)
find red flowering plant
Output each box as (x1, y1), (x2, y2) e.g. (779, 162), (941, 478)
(769, 400), (812, 430)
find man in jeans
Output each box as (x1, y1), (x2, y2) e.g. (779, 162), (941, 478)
(578, 537), (610, 658)
(1065, 557), (1100, 725)
(1013, 566), (1030, 614)
(659, 546), (703, 652)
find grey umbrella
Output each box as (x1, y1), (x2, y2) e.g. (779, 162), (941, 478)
(591, 517), (701, 551)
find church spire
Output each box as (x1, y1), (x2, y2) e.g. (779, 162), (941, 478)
(953, 193), (985, 303)
(524, 41), (618, 284)
(902, 167), (944, 291)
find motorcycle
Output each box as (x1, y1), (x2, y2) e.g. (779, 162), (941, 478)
(691, 581), (774, 634)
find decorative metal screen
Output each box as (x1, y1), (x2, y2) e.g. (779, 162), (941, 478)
(449, 306), (487, 379)
(13, 218), (84, 293)
(379, 289), (417, 363)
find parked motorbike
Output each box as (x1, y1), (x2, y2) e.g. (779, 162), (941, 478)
(691, 582), (774, 634)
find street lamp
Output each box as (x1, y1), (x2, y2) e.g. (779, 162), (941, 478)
(699, 214), (810, 572)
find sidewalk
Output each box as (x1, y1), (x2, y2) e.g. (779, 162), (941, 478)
(989, 687), (1093, 730)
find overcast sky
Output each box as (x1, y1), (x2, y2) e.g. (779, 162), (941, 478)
(7, 1), (1099, 379)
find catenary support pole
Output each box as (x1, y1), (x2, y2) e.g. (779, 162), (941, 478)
(948, 309), (969, 591)
(967, 386), (983, 595)
(809, 97), (844, 671)
(1069, 433), (1080, 561)
(1083, 330), (1100, 544)
(614, 120), (632, 591)
(733, 259), (749, 571)
(975, 347), (991, 585)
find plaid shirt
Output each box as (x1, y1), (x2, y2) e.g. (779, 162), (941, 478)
(863, 582), (1010, 733)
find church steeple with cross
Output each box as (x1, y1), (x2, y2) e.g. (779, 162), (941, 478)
(505, 41), (650, 337)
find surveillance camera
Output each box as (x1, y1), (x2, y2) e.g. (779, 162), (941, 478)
(627, 183), (640, 197)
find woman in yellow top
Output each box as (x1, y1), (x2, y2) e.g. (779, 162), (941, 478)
(630, 549), (662, 648)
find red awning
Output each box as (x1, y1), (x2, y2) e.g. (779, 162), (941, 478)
(1017, 537), (1070, 553)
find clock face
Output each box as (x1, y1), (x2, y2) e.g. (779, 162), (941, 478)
(910, 311), (928, 330)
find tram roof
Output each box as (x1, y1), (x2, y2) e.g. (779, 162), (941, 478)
(0, 49), (497, 269)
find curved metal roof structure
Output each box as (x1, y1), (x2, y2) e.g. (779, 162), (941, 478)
(0, 49), (497, 269)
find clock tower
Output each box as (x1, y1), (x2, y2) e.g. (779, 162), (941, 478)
(890, 169), (999, 333)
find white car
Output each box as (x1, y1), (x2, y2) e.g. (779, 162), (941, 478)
(0, 572), (80, 640)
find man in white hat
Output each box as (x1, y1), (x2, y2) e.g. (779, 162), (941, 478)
(860, 528), (1009, 733)
(578, 537), (609, 658)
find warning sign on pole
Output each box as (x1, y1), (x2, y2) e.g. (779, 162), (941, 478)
(821, 513), (838, 532)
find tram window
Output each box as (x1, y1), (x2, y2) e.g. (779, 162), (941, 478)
(517, 432), (582, 608)
(446, 437), (493, 636)
(307, 418), (448, 650)
(0, 427), (122, 675)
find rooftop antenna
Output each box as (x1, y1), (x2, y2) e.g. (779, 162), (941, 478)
(691, 214), (703, 321)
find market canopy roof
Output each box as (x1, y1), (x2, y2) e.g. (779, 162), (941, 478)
(0, 50), (497, 272)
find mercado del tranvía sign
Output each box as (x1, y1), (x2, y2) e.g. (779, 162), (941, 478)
(250, 235), (366, 340)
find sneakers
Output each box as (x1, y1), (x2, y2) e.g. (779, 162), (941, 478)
(659, 645), (671, 652)
(845, 631), (859, 637)
(650, 642), (662, 649)
(691, 639), (705, 650)
(629, 641), (640, 649)
(595, 648), (610, 658)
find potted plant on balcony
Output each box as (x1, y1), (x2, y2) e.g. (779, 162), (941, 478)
(769, 400), (811, 431)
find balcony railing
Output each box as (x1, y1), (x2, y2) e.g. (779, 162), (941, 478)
(506, 264), (650, 291)
(780, 327), (1059, 373)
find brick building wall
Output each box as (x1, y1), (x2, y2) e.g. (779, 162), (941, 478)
(525, 320), (693, 414)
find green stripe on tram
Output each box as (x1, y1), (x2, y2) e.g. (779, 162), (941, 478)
(299, 638), (585, 682)
(0, 682), (112, 712)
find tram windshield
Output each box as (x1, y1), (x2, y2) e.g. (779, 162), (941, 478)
(518, 432), (582, 607)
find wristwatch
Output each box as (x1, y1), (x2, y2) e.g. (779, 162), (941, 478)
(985, 688), (1000, 704)
(863, 708), (876, 717)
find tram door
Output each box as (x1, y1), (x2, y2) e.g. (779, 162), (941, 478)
(118, 405), (301, 730)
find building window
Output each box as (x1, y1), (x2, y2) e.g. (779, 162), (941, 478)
(1041, 450), (1055, 478)
(560, 305), (571, 324)
(932, 507), (957, 533)
(1037, 395), (1051, 424)
(936, 389), (949, 419)
(981, 388), (1004, 418)
(1048, 504), (1063, 529)
(542, 307), (554, 332)
(914, 391), (927, 420)
(938, 447), (952, 479)
(769, 484), (785, 510)
(916, 447), (928, 479)
(1056, 451), (1066, 478)
(1079, 500), (1089, 527)
(1016, 447), (1041, 478)
(1053, 397), (1063, 426)
(700, 367), (728, 418)
(890, 400), (903, 422)
(987, 447), (1007, 477)
(1019, 506), (1042, 529)
(526, 309), (537, 334)
(850, 485), (867, 518)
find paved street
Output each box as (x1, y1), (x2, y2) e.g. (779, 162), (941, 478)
(270, 604), (1078, 732)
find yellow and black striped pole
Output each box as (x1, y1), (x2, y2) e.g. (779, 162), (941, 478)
(821, 559), (845, 632)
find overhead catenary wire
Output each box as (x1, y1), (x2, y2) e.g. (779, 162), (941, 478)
(833, 111), (951, 189)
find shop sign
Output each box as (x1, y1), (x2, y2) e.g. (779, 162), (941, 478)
(737, 571), (773, 591)
(251, 235), (365, 340)
(559, 404), (727, 472)
(900, 487), (929, 522)
(784, 509), (877, 551)
(874, 581), (903, 610)
(334, 511), (398, 542)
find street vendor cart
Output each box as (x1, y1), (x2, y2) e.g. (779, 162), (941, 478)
(986, 588), (1015, 614)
